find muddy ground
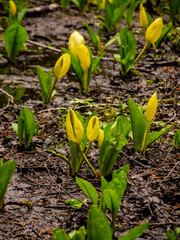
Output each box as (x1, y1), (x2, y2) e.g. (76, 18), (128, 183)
(0, 1), (180, 239)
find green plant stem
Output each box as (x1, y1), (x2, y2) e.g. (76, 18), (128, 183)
(83, 70), (88, 93)
(85, 141), (92, 156)
(142, 121), (150, 155)
(47, 76), (58, 103)
(78, 144), (97, 176)
(135, 41), (148, 63)
(48, 149), (70, 165)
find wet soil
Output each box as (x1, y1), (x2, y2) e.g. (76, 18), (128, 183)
(0, 1), (180, 239)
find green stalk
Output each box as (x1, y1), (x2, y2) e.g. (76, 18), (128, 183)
(135, 41), (148, 63)
(46, 77), (58, 103)
(83, 70), (88, 93)
(85, 141), (92, 156)
(142, 121), (150, 155)
(78, 144), (97, 176)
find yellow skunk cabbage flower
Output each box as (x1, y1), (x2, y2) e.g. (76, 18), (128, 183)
(77, 45), (91, 71)
(139, 3), (148, 28)
(98, 129), (104, 148)
(9, 0), (17, 17)
(145, 18), (163, 44)
(146, 92), (158, 122)
(87, 116), (100, 142)
(68, 31), (85, 58)
(54, 53), (70, 79)
(66, 109), (84, 144)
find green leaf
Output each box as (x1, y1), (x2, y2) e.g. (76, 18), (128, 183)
(83, 22), (99, 47)
(17, 116), (24, 146)
(99, 134), (128, 176)
(109, 164), (129, 203)
(69, 226), (86, 240)
(119, 222), (149, 240)
(111, 3), (128, 31)
(103, 189), (120, 226)
(167, 227), (180, 240)
(91, 53), (103, 74)
(147, 125), (174, 147)
(36, 66), (53, 105)
(124, 0), (140, 28)
(174, 129), (180, 149)
(116, 115), (131, 137)
(100, 164), (129, 213)
(87, 205), (112, 240)
(17, 107), (36, 149)
(76, 177), (98, 205)
(118, 27), (136, 75)
(128, 98), (146, 152)
(22, 107), (36, 149)
(4, 24), (28, 60)
(70, 141), (84, 174)
(65, 199), (86, 208)
(0, 160), (17, 209)
(53, 227), (69, 240)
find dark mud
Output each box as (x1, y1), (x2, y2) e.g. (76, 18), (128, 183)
(0, 1), (179, 239)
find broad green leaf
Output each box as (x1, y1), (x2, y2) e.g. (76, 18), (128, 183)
(118, 27), (136, 75)
(128, 98), (146, 152)
(91, 53), (103, 74)
(100, 176), (109, 212)
(22, 107), (36, 149)
(53, 227), (69, 240)
(103, 189), (120, 226)
(0, 160), (17, 209)
(167, 227), (180, 240)
(119, 222), (149, 240)
(36, 66), (53, 105)
(76, 177), (98, 205)
(83, 22), (99, 47)
(70, 141), (84, 174)
(174, 129), (180, 149)
(100, 165), (129, 213)
(17, 116), (24, 146)
(4, 24), (28, 60)
(111, 3), (128, 31)
(99, 134), (127, 176)
(124, 0), (140, 28)
(116, 116), (131, 137)
(87, 205), (112, 240)
(69, 226), (86, 240)
(109, 164), (129, 203)
(147, 125), (174, 147)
